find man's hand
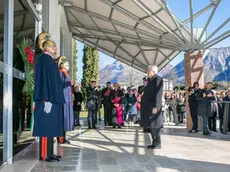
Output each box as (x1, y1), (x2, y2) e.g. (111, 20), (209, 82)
(129, 103), (132, 106)
(77, 102), (81, 105)
(152, 108), (157, 114)
(203, 93), (206, 97)
(44, 102), (52, 114)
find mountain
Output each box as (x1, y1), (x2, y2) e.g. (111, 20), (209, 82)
(163, 46), (230, 84)
(159, 64), (174, 76)
(99, 61), (145, 87)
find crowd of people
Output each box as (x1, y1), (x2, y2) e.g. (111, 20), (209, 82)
(188, 82), (230, 135)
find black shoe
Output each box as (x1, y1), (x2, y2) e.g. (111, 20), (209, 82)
(88, 126), (92, 129)
(203, 131), (211, 136)
(112, 126), (116, 128)
(118, 125), (121, 128)
(188, 129), (194, 133)
(53, 154), (62, 159)
(93, 126), (97, 129)
(147, 144), (155, 149)
(45, 155), (60, 162)
(194, 129), (199, 133)
(77, 124), (81, 127)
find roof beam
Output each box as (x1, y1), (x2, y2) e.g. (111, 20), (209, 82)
(204, 30), (230, 49)
(162, 2), (187, 43)
(0, 9), (27, 20)
(70, 25), (181, 48)
(133, 0), (184, 45)
(131, 51), (141, 67)
(198, 0), (221, 41)
(24, 0), (42, 21)
(158, 51), (181, 71)
(75, 38), (147, 71)
(201, 17), (230, 44)
(153, 49), (159, 65)
(67, 6), (182, 47)
(182, 2), (215, 25)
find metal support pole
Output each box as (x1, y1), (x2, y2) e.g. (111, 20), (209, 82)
(3, 0), (14, 164)
(35, 0), (43, 38)
(223, 103), (229, 134)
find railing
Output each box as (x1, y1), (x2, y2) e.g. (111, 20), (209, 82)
(212, 101), (229, 134)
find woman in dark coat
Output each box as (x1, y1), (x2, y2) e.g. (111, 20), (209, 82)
(110, 83), (124, 128)
(73, 86), (83, 126)
(57, 56), (74, 143)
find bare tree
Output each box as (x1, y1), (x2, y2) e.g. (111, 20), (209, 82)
(117, 63), (145, 87)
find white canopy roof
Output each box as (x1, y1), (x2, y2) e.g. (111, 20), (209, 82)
(65, 0), (200, 72)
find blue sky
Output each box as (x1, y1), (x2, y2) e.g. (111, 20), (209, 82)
(77, 0), (230, 80)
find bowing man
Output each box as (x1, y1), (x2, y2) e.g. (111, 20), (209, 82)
(33, 39), (65, 162)
(57, 56), (74, 144)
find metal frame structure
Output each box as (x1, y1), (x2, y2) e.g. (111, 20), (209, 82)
(61, 0), (229, 72)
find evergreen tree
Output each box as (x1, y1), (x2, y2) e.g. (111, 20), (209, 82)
(73, 40), (78, 85)
(91, 48), (99, 84)
(82, 45), (92, 102)
(81, 46), (99, 102)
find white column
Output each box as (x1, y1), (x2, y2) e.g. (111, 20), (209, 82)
(48, 0), (60, 56)
(3, 0), (14, 164)
(35, 0), (43, 38)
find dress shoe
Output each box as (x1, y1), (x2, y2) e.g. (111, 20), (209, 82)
(53, 154), (62, 159)
(147, 143), (161, 149)
(77, 124), (81, 127)
(203, 131), (211, 136)
(93, 126), (97, 129)
(45, 155), (60, 162)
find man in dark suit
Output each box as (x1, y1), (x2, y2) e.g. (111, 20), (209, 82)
(142, 65), (163, 149)
(101, 82), (113, 126)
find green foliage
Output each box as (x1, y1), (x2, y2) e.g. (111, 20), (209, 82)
(73, 40), (78, 84)
(17, 38), (34, 95)
(81, 45), (99, 102)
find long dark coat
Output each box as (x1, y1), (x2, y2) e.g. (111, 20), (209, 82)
(142, 74), (163, 129)
(33, 53), (65, 137)
(73, 91), (83, 111)
(60, 71), (74, 131)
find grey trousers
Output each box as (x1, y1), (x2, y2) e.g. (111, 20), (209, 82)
(87, 110), (97, 127)
(74, 111), (80, 125)
(149, 123), (161, 146)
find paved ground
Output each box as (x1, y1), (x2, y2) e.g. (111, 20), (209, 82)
(0, 122), (230, 172)
(27, 123), (230, 172)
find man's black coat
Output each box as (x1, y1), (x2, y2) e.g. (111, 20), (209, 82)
(142, 74), (163, 129)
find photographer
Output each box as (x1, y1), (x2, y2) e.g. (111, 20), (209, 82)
(188, 82), (200, 133)
(197, 82), (216, 136)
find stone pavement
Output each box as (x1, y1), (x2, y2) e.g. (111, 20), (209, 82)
(27, 123), (230, 172)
